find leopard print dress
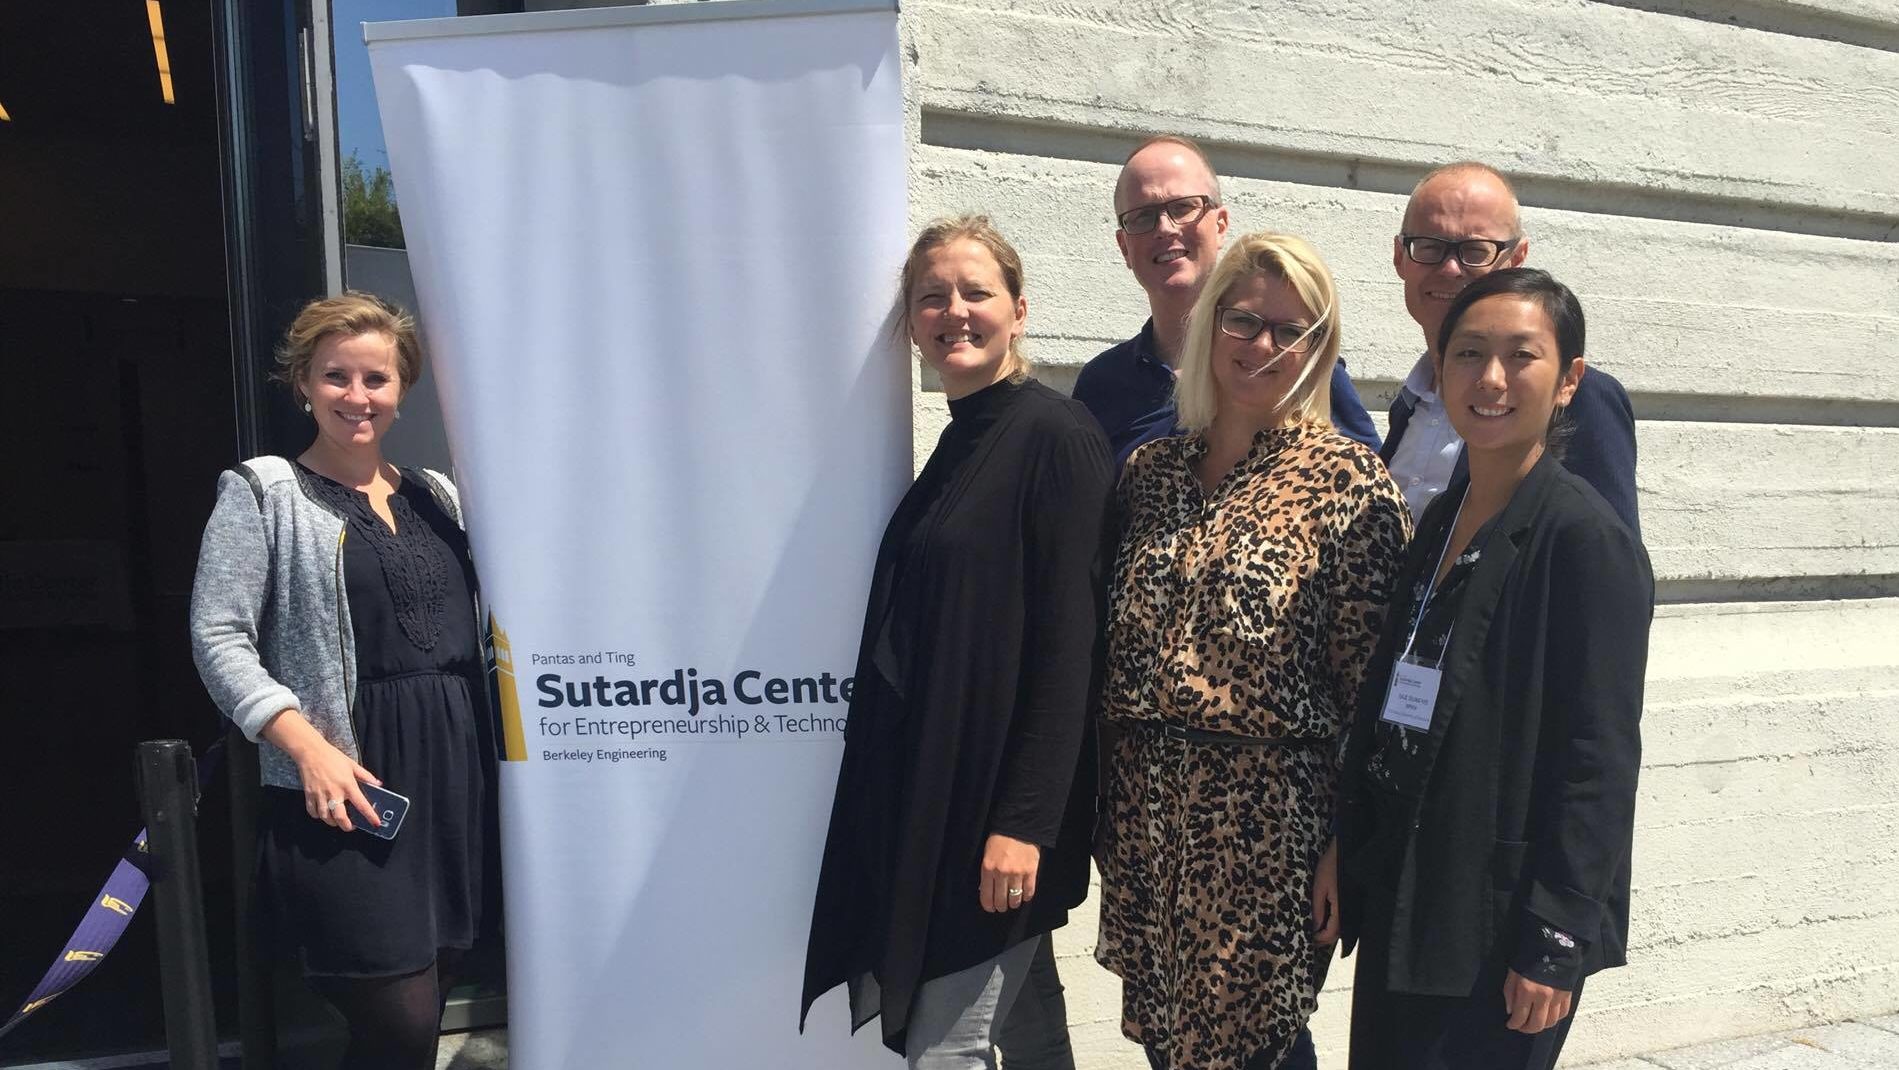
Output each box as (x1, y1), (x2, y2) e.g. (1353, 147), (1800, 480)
(1095, 420), (1410, 1070)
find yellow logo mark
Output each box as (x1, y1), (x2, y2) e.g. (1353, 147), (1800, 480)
(492, 618), (527, 762)
(64, 949), (104, 963)
(100, 894), (134, 916)
(21, 994), (57, 1015)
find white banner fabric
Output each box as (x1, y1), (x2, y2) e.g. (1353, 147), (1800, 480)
(369, 5), (907, 1066)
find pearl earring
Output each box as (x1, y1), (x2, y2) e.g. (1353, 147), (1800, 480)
(394, 409), (402, 420)
(303, 401), (312, 413)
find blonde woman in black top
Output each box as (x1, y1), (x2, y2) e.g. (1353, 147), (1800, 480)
(191, 293), (496, 1070)
(802, 216), (1112, 1069)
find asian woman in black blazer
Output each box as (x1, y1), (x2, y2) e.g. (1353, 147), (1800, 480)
(1314, 268), (1654, 1070)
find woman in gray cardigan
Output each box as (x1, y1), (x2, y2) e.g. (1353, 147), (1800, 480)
(190, 292), (496, 1070)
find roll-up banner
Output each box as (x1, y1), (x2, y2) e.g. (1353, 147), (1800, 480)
(368, 2), (907, 1064)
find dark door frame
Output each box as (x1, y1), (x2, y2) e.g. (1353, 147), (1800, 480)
(211, 2), (328, 1065)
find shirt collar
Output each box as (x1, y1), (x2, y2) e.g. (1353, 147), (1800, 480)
(1133, 319), (1162, 368)
(1183, 419), (1313, 467)
(946, 376), (1024, 422)
(1400, 351), (1438, 403)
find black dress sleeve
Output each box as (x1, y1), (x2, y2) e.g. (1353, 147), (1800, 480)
(1510, 508), (1653, 988)
(987, 423), (1115, 848)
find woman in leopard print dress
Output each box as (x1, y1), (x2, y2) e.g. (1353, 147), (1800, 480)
(1095, 233), (1410, 1070)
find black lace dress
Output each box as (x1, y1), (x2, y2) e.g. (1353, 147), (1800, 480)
(260, 466), (498, 978)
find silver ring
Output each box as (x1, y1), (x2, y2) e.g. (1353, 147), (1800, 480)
(1008, 888), (1023, 897)
(324, 799), (343, 813)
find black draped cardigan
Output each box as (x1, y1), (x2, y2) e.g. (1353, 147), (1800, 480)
(1337, 452), (1654, 997)
(800, 378), (1113, 1054)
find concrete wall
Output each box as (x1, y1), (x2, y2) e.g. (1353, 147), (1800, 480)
(894, 0), (1899, 1064)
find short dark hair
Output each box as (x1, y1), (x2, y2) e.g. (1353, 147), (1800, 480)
(1436, 268), (1586, 455)
(1435, 268), (1585, 371)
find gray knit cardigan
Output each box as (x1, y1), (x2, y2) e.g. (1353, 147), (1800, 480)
(189, 456), (465, 789)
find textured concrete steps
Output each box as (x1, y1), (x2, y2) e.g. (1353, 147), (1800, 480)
(1580, 1014), (1899, 1068)
(917, 376), (1899, 590)
(1039, 599), (1899, 1066)
(908, 0), (1899, 219)
(913, 147), (1899, 404)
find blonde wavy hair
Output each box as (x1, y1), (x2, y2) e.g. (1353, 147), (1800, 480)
(275, 290), (422, 396)
(1174, 232), (1340, 433)
(893, 214), (1031, 383)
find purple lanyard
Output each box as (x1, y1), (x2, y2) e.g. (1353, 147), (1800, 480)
(0, 740), (223, 1040)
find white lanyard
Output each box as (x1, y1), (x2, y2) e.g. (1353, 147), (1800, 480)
(1399, 488), (1469, 669)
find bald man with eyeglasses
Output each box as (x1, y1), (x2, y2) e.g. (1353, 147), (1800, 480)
(1381, 162), (1639, 534)
(1070, 135), (1381, 468)
(1007, 133), (1368, 1070)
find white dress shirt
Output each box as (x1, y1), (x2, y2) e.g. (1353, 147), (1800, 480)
(1386, 353), (1464, 522)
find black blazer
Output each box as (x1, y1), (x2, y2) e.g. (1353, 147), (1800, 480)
(1338, 451), (1653, 997)
(1383, 363), (1641, 538)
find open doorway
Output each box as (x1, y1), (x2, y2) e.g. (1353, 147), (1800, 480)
(0, 1), (518, 1060)
(0, 0), (241, 1060)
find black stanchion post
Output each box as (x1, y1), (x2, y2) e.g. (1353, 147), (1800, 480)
(136, 739), (220, 1070)
(227, 724), (277, 1070)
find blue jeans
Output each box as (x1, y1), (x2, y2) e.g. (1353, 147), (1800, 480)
(995, 934), (1076, 1070)
(905, 937), (1039, 1070)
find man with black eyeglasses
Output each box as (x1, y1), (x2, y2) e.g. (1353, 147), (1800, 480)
(1071, 135), (1379, 467)
(1383, 162), (1640, 533)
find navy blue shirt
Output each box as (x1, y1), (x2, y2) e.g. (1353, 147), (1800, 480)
(1382, 360), (1641, 538)
(1071, 319), (1381, 469)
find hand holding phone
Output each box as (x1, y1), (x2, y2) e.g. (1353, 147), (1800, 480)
(356, 783), (411, 841)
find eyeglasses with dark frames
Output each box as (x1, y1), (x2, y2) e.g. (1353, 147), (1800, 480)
(1117, 195), (1218, 236)
(1399, 234), (1522, 268)
(1215, 306), (1325, 353)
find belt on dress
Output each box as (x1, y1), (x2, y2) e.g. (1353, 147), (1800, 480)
(1126, 720), (1328, 748)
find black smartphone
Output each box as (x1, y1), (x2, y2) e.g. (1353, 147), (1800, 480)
(355, 784), (411, 841)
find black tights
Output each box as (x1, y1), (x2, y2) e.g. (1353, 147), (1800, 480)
(1145, 1029), (1317, 1070)
(312, 948), (464, 1070)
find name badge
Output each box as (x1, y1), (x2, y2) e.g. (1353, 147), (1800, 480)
(1379, 656), (1442, 731)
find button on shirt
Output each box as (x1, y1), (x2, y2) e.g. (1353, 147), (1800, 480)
(1385, 353), (1463, 523)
